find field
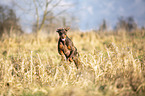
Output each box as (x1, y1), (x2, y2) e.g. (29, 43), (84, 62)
(0, 30), (145, 96)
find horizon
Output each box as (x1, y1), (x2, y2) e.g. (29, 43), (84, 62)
(1, 0), (145, 32)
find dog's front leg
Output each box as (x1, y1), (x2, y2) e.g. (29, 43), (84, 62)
(60, 50), (66, 61)
(67, 46), (75, 62)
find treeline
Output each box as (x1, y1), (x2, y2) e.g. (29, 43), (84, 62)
(0, 1), (78, 38)
(99, 17), (138, 32)
(0, 5), (23, 37)
(0, 4), (144, 38)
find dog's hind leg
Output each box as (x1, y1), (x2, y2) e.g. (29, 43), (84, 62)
(73, 57), (81, 69)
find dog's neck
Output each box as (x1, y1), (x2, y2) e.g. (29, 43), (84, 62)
(60, 37), (67, 45)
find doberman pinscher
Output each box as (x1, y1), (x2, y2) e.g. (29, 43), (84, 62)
(56, 27), (80, 69)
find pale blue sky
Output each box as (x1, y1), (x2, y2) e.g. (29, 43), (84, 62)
(70, 0), (145, 30)
(1, 0), (145, 32)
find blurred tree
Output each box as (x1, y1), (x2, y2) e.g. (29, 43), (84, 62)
(99, 19), (107, 32)
(23, 0), (70, 38)
(9, 0), (78, 38)
(127, 17), (137, 31)
(33, 11), (62, 34)
(0, 5), (23, 37)
(32, 7), (79, 34)
(115, 16), (126, 30)
(115, 16), (137, 32)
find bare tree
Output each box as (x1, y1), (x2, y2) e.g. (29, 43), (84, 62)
(32, 0), (70, 38)
(13, 0), (71, 38)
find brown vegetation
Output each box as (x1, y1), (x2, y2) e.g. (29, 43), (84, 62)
(0, 29), (145, 96)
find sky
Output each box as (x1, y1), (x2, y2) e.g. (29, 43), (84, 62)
(69, 0), (145, 31)
(1, 0), (145, 32)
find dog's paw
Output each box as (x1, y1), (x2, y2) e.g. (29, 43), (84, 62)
(61, 55), (66, 61)
(67, 57), (73, 62)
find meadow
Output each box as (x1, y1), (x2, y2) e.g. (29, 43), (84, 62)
(0, 30), (145, 96)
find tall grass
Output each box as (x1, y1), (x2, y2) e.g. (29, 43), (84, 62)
(0, 30), (145, 96)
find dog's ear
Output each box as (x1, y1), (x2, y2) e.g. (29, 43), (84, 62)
(56, 28), (61, 32)
(65, 27), (70, 32)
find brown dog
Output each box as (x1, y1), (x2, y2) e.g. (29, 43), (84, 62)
(56, 27), (80, 69)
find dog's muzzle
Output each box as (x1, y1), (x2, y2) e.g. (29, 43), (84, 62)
(61, 38), (65, 41)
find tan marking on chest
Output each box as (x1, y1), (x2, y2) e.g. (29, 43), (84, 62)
(59, 44), (63, 49)
(68, 46), (71, 50)
(60, 50), (64, 55)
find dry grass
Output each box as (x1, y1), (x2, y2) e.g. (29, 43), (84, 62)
(0, 30), (145, 96)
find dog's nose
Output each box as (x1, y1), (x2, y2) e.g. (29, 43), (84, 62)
(61, 36), (65, 39)
(61, 34), (66, 39)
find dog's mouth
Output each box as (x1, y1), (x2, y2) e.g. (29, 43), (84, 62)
(61, 35), (66, 41)
(61, 38), (66, 41)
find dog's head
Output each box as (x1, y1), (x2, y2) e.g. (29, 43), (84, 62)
(56, 27), (70, 41)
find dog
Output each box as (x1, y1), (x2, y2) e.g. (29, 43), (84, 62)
(56, 27), (80, 69)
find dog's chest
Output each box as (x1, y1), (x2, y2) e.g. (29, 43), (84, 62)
(59, 41), (70, 55)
